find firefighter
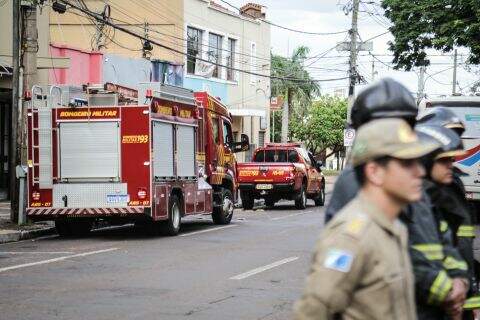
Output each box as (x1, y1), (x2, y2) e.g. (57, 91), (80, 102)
(322, 78), (470, 319)
(418, 108), (480, 318)
(325, 77), (418, 224)
(293, 118), (439, 320)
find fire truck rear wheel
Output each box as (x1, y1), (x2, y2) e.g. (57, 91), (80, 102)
(213, 188), (234, 225)
(55, 220), (92, 237)
(159, 195), (181, 236)
(240, 191), (254, 210)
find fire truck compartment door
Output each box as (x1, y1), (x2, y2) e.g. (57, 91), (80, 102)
(177, 125), (195, 177)
(59, 121), (120, 180)
(153, 121), (174, 177)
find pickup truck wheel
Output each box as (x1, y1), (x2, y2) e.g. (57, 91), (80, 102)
(314, 184), (326, 207)
(240, 191), (254, 210)
(159, 195), (181, 236)
(213, 188), (234, 225)
(295, 185), (307, 210)
(265, 198), (276, 208)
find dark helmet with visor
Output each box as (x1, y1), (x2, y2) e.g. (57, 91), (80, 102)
(415, 124), (465, 160)
(350, 78), (418, 129)
(417, 107), (465, 136)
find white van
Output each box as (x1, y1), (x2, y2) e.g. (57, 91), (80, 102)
(419, 96), (480, 209)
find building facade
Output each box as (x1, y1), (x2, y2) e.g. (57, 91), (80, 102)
(0, 2), (68, 201)
(50, 0), (184, 65)
(183, 0), (271, 161)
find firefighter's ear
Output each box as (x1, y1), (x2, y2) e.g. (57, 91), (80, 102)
(364, 161), (386, 186)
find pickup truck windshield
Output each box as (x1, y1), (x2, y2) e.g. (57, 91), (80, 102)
(254, 149), (299, 162)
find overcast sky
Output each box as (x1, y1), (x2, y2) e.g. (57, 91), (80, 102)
(225, 0), (478, 98)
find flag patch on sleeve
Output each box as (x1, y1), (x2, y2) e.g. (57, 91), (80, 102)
(324, 249), (353, 273)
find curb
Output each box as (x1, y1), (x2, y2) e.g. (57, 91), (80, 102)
(0, 227), (56, 244)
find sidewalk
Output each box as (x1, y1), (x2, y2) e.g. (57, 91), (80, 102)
(0, 202), (56, 244)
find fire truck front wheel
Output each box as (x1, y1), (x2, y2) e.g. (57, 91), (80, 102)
(212, 188), (234, 225)
(159, 195), (181, 236)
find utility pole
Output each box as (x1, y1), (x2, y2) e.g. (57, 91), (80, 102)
(417, 66), (426, 103)
(452, 49), (458, 95)
(347, 0), (360, 125)
(15, 2), (38, 224)
(10, 0), (21, 222)
(281, 89), (289, 143)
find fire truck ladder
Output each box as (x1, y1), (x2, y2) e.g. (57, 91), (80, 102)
(30, 86), (60, 188)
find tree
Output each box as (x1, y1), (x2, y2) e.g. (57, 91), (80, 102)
(270, 46), (320, 141)
(290, 96), (347, 159)
(381, 0), (480, 70)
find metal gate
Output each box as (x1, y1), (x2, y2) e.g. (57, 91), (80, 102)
(59, 121), (120, 180)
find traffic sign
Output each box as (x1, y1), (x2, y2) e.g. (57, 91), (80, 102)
(344, 128), (356, 147)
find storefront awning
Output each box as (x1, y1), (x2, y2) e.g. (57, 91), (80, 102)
(228, 108), (266, 117)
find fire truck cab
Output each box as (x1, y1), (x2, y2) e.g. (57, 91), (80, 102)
(26, 83), (249, 236)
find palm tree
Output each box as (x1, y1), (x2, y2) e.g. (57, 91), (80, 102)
(270, 46), (320, 142)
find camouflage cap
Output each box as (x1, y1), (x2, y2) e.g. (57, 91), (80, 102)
(351, 118), (440, 167)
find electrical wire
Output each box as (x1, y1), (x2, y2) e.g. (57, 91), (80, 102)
(216, 0), (349, 36)
(58, 0), (349, 83)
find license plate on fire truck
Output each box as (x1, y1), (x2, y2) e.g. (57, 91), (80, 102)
(256, 184), (273, 190)
(106, 194), (130, 203)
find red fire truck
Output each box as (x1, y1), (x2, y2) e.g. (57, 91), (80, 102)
(26, 83), (249, 236)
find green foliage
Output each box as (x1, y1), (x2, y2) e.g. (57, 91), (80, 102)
(290, 96), (347, 157)
(270, 46), (320, 142)
(381, 0), (480, 70)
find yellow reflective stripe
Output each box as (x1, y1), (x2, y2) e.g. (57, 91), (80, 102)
(457, 225), (476, 238)
(428, 270), (453, 304)
(412, 244), (444, 260)
(440, 220), (448, 233)
(443, 256), (468, 271)
(464, 296), (480, 310)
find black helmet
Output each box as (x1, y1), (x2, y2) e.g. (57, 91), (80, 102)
(415, 124), (465, 160)
(417, 107), (465, 136)
(350, 78), (418, 129)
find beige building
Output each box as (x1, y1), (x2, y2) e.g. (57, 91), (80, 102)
(0, 1), (68, 200)
(183, 0), (271, 161)
(50, 0), (184, 64)
(0, 2), (68, 89)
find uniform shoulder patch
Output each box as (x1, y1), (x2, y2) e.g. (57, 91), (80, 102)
(324, 249), (354, 273)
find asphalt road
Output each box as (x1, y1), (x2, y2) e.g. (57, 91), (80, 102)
(0, 192), (331, 320)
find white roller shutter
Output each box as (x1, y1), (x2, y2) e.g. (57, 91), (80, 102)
(59, 122), (120, 180)
(176, 125), (195, 177)
(153, 121), (174, 177)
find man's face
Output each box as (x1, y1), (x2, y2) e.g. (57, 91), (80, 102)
(431, 157), (454, 184)
(380, 159), (426, 203)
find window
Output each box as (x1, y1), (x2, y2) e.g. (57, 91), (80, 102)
(208, 33), (223, 78)
(254, 149), (295, 163)
(254, 150), (264, 162)
(226, 38), (236, 81)
(223, 120), (233, 147)
(288, 150), (299, 162)
(187, 27), (203, 74)
(298, 148), (311, 165)
(211, 117), (220, 144)
(250, 42), (256, 84)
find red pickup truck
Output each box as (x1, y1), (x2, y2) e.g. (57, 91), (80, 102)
(237, 143), (325, 210)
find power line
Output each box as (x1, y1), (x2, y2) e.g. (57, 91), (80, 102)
(216, 0), (349, 36)
(58, 0), (348, 83)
